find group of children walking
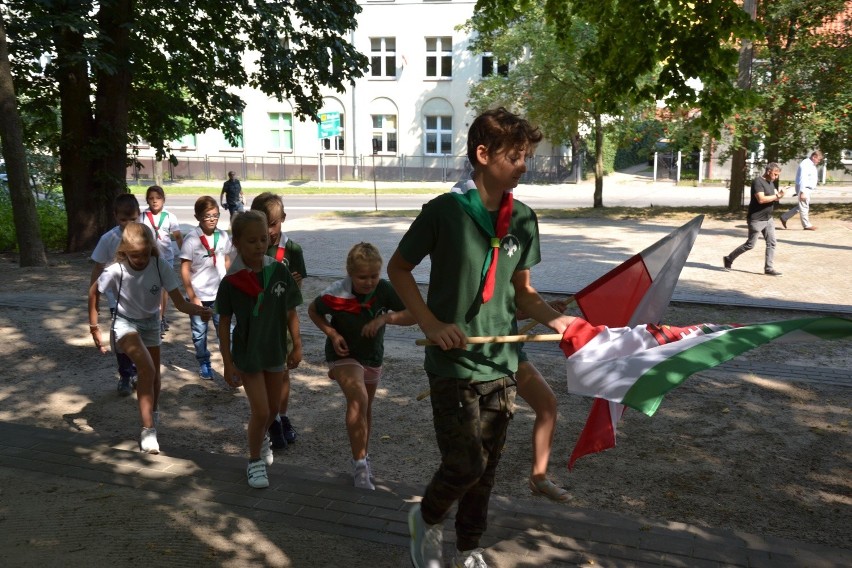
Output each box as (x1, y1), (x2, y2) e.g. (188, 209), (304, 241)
(87, 108), (576, 568)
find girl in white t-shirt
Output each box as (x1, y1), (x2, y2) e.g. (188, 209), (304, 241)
(88, 222), (212, 454)
(139, 185), (183, 335)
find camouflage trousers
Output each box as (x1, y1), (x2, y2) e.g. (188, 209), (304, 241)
(420, 373), (516, 552)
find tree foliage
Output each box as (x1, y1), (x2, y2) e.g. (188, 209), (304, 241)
(5, 0), (368, 251)
(725, 1), (851, 168)
(468, 0), (757, 207)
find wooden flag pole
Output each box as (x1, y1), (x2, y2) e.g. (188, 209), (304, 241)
(414, 332), (564, 401)
(517, 295), (577, 335)
(414, 333), (563, 346)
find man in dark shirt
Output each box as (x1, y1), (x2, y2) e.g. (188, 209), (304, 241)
(220, 171), (244, 220)
(723, 162), (785, 276)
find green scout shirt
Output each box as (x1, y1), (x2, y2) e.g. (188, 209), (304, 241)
(215, 259), (303, 373)
(267, 236), (307, 279)
(396, 192), (541, 380)
(313, 278), (406, 367)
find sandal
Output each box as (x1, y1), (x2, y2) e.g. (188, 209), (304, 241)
(529, 477), (571, 502)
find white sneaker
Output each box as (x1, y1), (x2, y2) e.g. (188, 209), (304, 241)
(408, 503), (443, 568)
(352, 458), (375, 490)
(365, 453), (375, 480)
(261, 434), (273, 466)
(247, 460), (269, 488)
(453, 548), (488, 568)
(140, 427), (159, 454)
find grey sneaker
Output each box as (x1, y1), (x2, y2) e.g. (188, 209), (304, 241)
(261, 434), (273, 466)
(140, 427), (159, 454)
(352, 458), (375, 490)
(117, 376), (133, 397)
(246, 460), (269, 488)
(408, 503), (443, 568)
(452, 548), (488, 568)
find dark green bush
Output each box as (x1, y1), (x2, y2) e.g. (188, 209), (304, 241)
(0, 187), (67, 252)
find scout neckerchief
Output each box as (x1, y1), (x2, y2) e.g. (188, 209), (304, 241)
(223, 255), (277, 316)
(199, 230), (219, 266)
(273, 235), (289, 262)
(145, 211), (167, 240)
(449, 180), (513, 303)
(320, 277), (377, 317)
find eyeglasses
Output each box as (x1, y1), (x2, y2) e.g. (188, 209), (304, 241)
(202, 214), (220, 221)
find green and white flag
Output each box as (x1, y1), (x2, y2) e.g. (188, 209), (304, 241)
(561, 316), (852, 416)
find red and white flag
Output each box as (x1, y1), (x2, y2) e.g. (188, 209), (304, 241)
(568, 215), (703, 469)
(562, 316), (852, 415)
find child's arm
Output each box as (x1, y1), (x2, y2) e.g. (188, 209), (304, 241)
(167, 288), (212, 320)
(87, 281), (108, 354)
(172, 229), (183, 250)
(512, 269), (576, 334)
(180, 259), (200, 305)
(387, 250), (466, 350)
(286, 308), (302, 369)
(308, 300), (349, 357)
(89, 261), (105, 286)
(361, 309), (416, 338)
(218, 314), (241, 388)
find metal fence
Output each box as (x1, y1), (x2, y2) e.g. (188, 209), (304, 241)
(127, 153), (579, 185)
(653, 150), (852, 185)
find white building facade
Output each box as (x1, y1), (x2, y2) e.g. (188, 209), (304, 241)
(132, 1), (566, 184)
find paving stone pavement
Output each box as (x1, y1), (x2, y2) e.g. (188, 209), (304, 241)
(1, 182), (850, 566)
(2, 421), (850, 567)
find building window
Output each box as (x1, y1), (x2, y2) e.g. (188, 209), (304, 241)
(370, 37), (396, 78)
(214, 115), (244, 150)
(425, 115), (452, 155)
(481, 53), (509, 77)
(320, 112), (345, 153)
(173, 134), (197, 149)
(426, 37), (452, 78)
(269, 112), (293, 152)
(371, 114), (397, 153)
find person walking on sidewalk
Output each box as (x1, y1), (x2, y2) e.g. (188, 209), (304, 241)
(216, 211), (302, 489)
(179, 196), (232, 380)
(388, 108), (578, 568)
(89, 223), (213, 454)
(724, 163), (785, 276)
(90, 193), (142, 397)
(220, 170), (245, 221)
(251, 192), (307, 450)
(308, 242), (413, 490)
(780, 150), (822, 231)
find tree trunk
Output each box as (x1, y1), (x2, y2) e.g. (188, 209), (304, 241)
(54, 9), (101, 252)
(56, 1), (134, 253)
(0, 17), (47, 266)
(728, 146), (748, 210)
(593, 113), (603, 208)
(728, 0), (756, 211)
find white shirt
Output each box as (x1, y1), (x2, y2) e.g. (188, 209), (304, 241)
(179, 229), (232, 301)
(97, 256), (180, 319)
(91, 226), (124, 308)
(795, 157), (818, 194)
(139, 208), (181, 262)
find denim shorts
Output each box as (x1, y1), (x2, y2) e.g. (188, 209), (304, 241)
(112, 314), (161, 350)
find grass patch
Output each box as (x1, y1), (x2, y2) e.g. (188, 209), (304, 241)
(127, 183), (441, 196)
(316, 203), (852, 222)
